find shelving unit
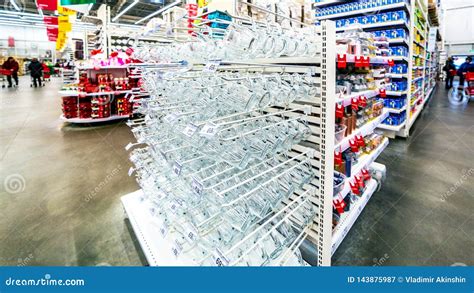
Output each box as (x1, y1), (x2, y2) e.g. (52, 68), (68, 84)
(315, 0), (441, 138)
(60, 66), (139, 123)
(122, 21), (338, 266)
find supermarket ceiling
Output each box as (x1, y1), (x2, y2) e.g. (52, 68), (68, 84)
(1, 0), (176, 25)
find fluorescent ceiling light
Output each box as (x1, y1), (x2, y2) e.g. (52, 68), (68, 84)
(9, 0), (21, 11)
(112, 0), (139, 22)
(135, 0), (181, 24)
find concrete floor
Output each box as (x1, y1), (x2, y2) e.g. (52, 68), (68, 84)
(0, 77), (472, 266)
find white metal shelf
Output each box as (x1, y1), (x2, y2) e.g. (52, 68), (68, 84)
(121, 190), (196, 266)
(60, 114), (129, 123)
(387, 73), (408, 79)
(59, 90), (132, 96)
(386, 106), (407, 114)
(335, 110), (389, 152)
(332, 178), (378, 255)
(386, 90), (407, 96)
(316, 2), (409, 20)
(378, 121), (406, 132)
(336, 20), (408, 32)
(336, 86), (390, 107)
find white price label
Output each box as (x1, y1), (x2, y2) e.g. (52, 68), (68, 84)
(173, 161), (182, 176)
(169, 200), (179, 214)
(159, 223), (169, 238)
(182, 123), (198, 138)
(213, 249), (229, 267)
(128, 167), (135, 176)
(163, 113), (178, 124)
(199, 122), (218, 138)
(170, 239), (182, 258)
(191, 177), (204, 197)
(203, 61), (220, 73)
(184, 223), (199, 244)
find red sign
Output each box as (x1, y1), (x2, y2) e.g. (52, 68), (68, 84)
(37, 0), (57, 11)
(8, 36), (14, 47)
(44, 16), (58, 26)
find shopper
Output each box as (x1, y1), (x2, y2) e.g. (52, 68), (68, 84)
(2, 56), (19, 88)
(28, 58), (43, 88)
(458, 56), (473, 89)
(443, 57), (456, 89)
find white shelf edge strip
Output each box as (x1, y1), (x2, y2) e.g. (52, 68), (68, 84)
(121, 190), (195, 266)
(332, 179), (378, 255)
(337, 138), (389, 199)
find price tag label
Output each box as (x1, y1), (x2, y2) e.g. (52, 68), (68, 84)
(203, 60), (220, 73)
(163, 113), (178, 124)
(170, 239), (182, 258)
(169, 199), (181, 214)
(173, 161), (183, 176)
(128, 167), (135, 176)
(125, 142), (133, 151)
(213, 248), (229, 267)
(191, 177), (204, 197)
(184, 223), (199, 244)
(200, 122), (218, 138)
(159, 223), (169, 238)
(182, 123), (198, 138)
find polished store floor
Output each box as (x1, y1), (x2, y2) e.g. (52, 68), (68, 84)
(0, 77), (472, 266)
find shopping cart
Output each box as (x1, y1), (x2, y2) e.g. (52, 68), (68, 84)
(464, 72), (474, 98)
(0, 68), (13, 88)
(43, 67), (51, 82)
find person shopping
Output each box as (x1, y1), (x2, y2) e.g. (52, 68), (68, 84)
(28, 58), (43, 88)
(458, 56), (474, 89)
(443, 57), (456, 89)
(2, 57), (19, 88)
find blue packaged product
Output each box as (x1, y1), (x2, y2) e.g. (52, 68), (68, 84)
(360, 16), (369, 25)
(369, 15), (378, 23)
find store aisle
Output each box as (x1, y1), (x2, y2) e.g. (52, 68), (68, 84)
(0, 77), (143, 266)
(333, 85), (474, 266)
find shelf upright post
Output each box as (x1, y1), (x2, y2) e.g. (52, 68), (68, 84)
(318, 20), (336, 267)
(404, 0), (416, 137)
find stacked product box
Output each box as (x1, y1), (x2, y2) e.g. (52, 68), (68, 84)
(383, 112), (407, 126)
(334, 10), (408, 29)
(316, 0), (408, 17)
(383, 96), (407, 109)
(372, 29), (408, 40)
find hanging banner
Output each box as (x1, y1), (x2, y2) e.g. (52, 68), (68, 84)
(58, 5), (76, 16)
(43, 16), (58, 26)
(61, 3), (90, 14)
(36, 0), (57, 11)
(60, 0), (94, 5)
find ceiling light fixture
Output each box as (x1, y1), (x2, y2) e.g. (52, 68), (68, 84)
(134, 0), (181, 24)
(9, 0), (21, 11)
(112, 0), (139, 22)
